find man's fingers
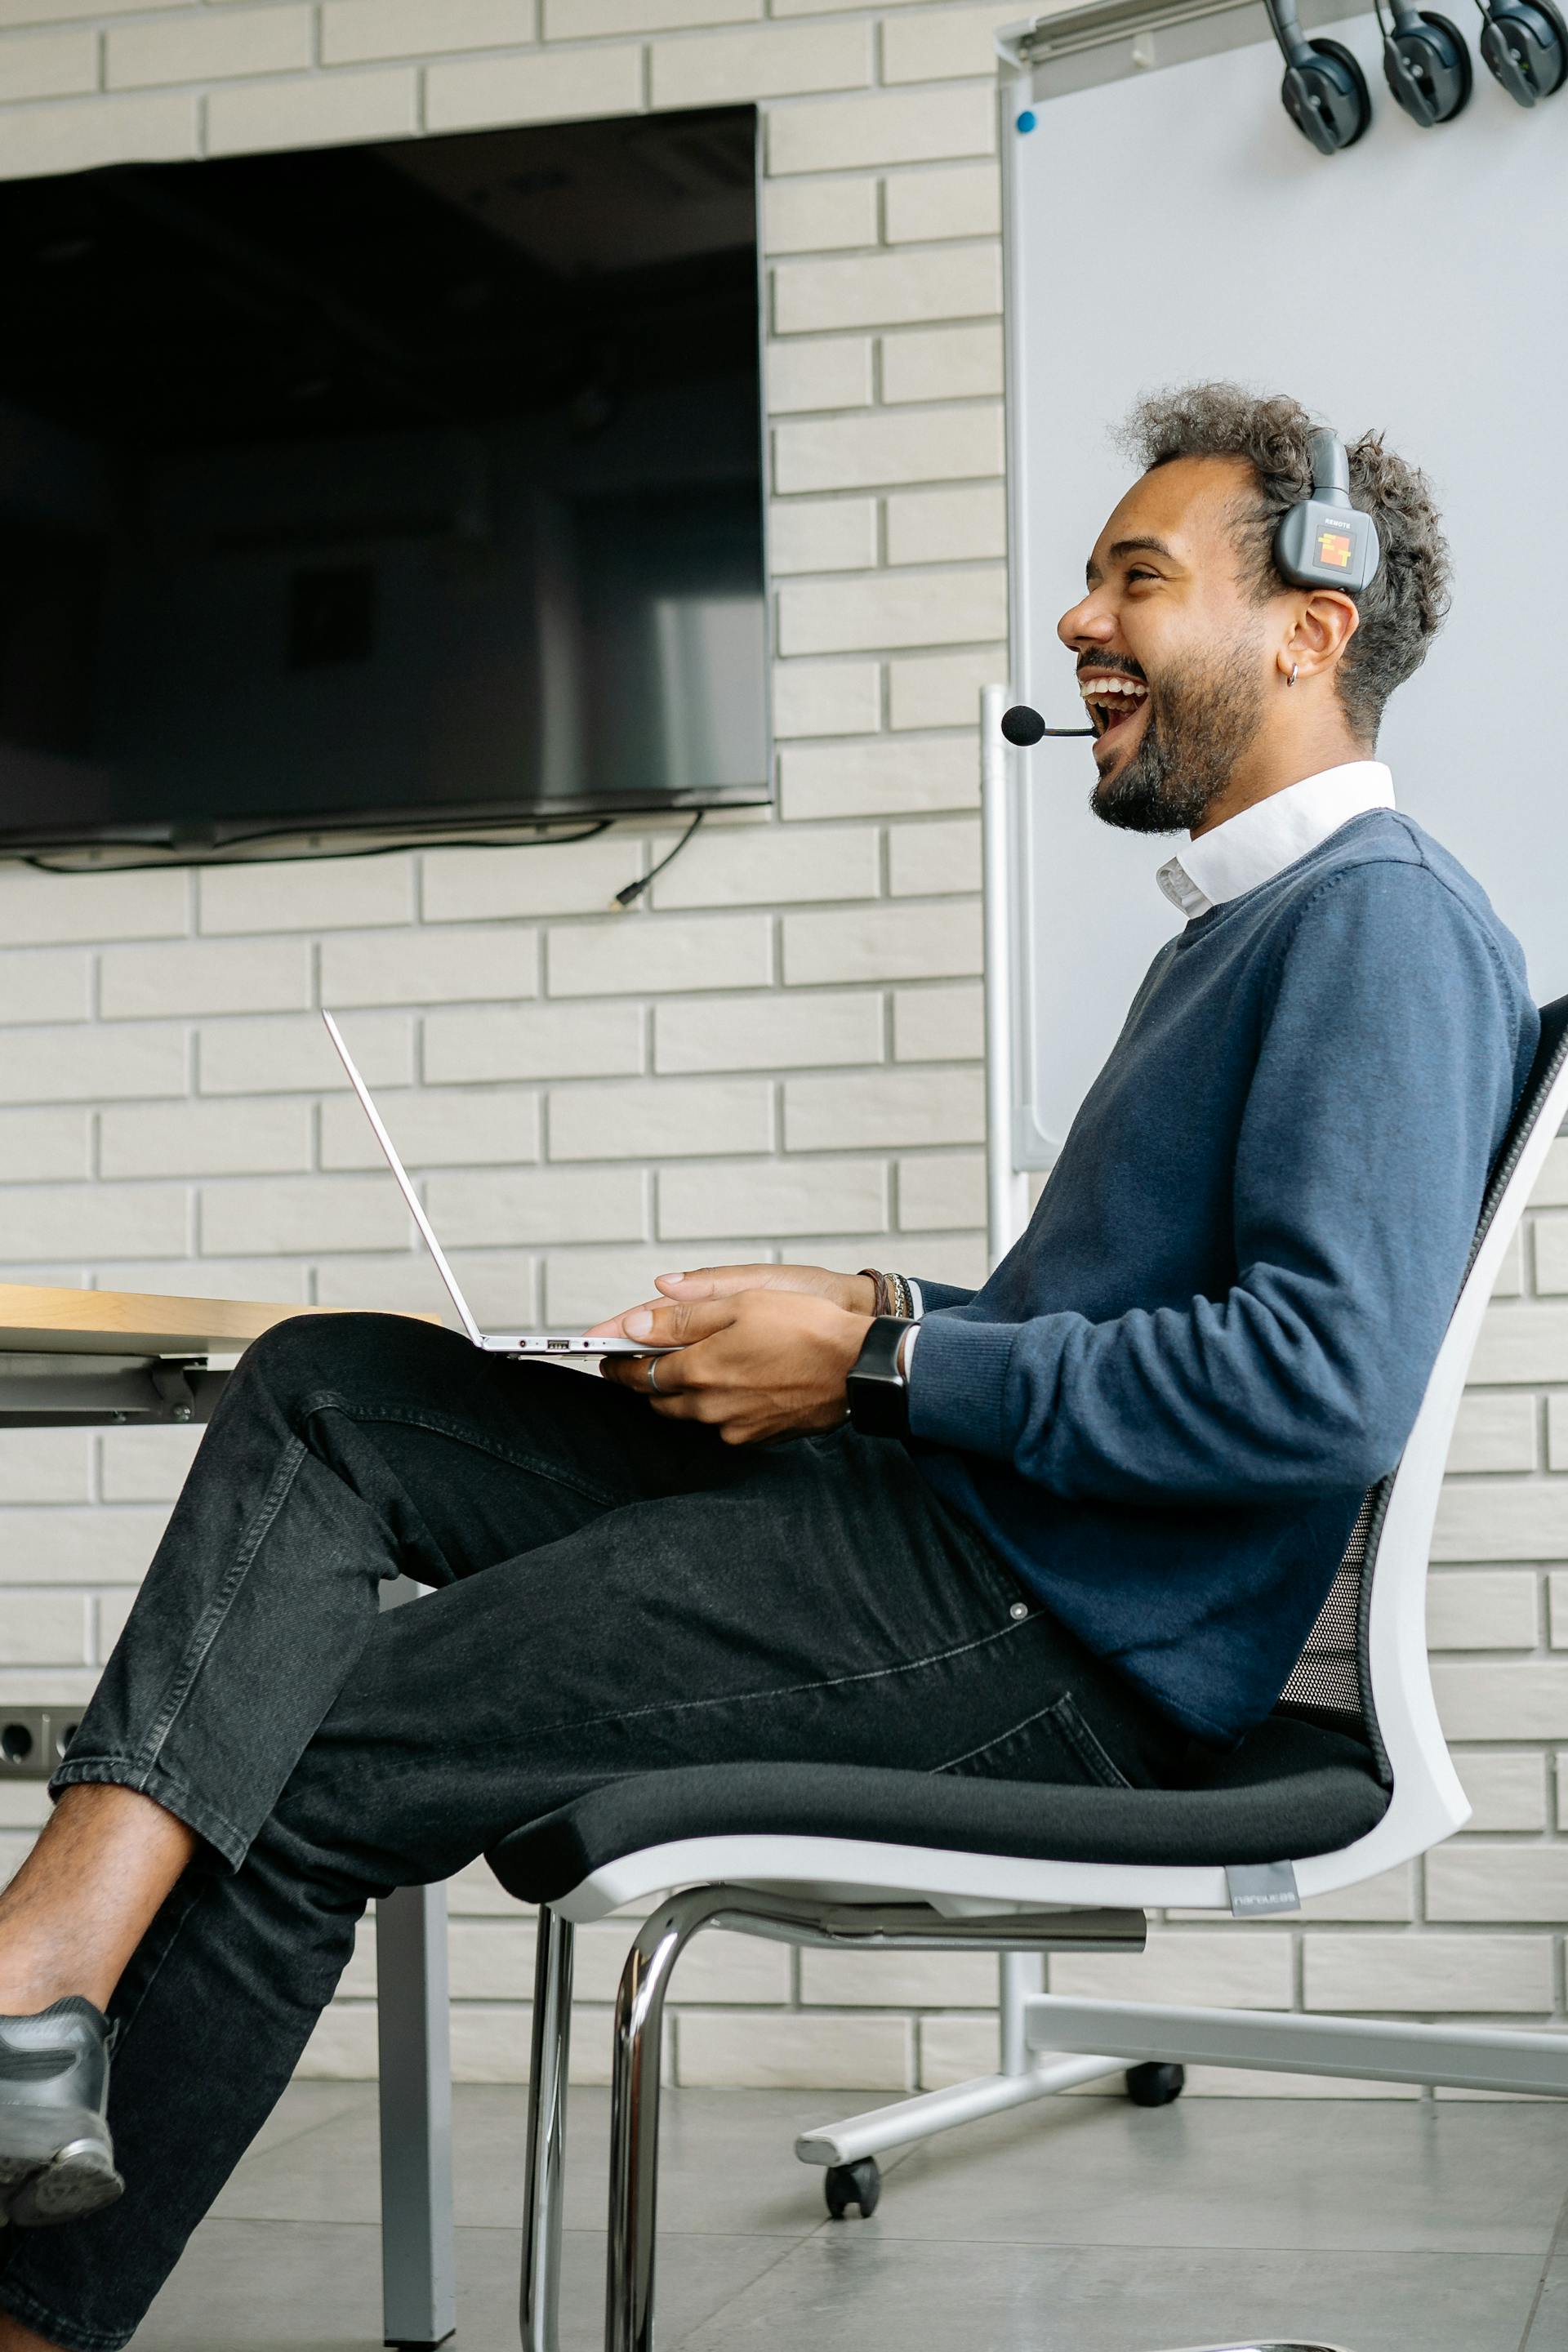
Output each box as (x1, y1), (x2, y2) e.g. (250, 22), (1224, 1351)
(601, 1354), (710, 1417)
(587, 1295), (734, 1345)
(621, 1297), (735, 1347)
(602, 1348), (687, 1395)
(584, 1296), (663, 1340)
(654, 1265), (768, 1301)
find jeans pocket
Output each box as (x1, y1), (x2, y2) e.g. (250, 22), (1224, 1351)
(935, 1690), (1134, 1788)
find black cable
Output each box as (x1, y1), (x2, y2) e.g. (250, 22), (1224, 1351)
(612, 808), (706, 909)
(13, 817), (616, 875)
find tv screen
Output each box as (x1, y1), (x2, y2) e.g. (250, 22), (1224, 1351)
(0, 105), (768, 866)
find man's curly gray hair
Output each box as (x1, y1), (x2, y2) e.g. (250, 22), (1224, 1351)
(1120, 382), (1451, 746)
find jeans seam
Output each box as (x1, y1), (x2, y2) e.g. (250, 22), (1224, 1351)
(0, 2274), (132, 2352)
(928, 1696), (1067, 1776)
(298, 1395), (627, 1515)
(49, 1755), (249, 1873)
(131, 1436), (307, 1783)
(1054, 1692), (1134, 1789)
(518, 1612), (1035, 1746)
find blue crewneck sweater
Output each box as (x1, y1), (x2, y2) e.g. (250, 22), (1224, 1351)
(907, 810), (1537, 1746)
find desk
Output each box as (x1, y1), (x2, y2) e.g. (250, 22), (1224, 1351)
(0, 1285), (455, 2350)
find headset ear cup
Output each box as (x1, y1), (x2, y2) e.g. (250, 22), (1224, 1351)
(1481, 0), (1568, 99)
(1315, 36), (1376, 143)
(1539, 0), (1568, 88)
(1392, 10), (1476, 119)
(1281, 36), (1374, 149)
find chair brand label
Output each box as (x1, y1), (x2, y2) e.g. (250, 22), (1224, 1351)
(1226, 1862), (1301, 1918)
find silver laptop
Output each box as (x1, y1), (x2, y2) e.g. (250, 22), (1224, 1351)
(323, 1009), (673, 1358)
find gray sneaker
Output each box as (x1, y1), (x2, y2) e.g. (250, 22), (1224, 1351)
(0, 1997), (123, 2227)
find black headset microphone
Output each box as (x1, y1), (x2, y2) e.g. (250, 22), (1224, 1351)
(1000, 706), (1092, 745)
(1001, 434), (1380, 757)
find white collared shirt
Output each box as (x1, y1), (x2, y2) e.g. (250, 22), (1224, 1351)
(1155, 760), (1396, 920)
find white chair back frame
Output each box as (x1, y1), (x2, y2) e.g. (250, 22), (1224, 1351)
(553, 1003), (1568, 1925)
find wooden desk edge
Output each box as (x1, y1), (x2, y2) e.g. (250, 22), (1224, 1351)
(0, 1284), (443, 1359)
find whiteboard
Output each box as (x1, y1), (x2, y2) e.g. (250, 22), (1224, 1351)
(1002, 2), (1568, 1166)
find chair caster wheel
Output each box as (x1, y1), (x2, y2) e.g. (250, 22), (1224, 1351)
(824, 2157), (880, 2219)
(1125, 2061), (1185, 2107)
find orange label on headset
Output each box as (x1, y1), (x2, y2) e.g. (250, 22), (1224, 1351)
(1316, 528), (1353, 569)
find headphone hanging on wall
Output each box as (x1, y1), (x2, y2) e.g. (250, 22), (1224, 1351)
(1374, 0), (1474, 120)
(1472, 0), (1567, 100)
(1264, 0), (1374, 149)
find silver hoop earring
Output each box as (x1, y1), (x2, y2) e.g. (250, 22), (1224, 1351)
(1287, 662), (1298, 688)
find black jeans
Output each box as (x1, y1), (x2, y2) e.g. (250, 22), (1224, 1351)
(0, 1312), (1187, 2351)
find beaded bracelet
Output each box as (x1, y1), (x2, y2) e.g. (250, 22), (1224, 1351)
(858, 1267), (914, 1321)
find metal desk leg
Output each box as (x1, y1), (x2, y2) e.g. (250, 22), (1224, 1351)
(376, 1882), (457, 2349)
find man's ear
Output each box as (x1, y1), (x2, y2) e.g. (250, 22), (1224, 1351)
(1280, 589), (1360, 684)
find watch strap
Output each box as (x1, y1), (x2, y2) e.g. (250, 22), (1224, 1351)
(847, 1314), (915, 1439)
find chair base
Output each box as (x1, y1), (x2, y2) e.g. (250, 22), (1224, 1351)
(1023, 1993), (1568, 2096)
(520, 1887), (1145, 2352)
(795, 2050), (1128, 2169)
(801, 1982), (1568, 2180)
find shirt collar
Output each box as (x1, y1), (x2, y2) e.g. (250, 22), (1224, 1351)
(1156, 760), (1395, 920)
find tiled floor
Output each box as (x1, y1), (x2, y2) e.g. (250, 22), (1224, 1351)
(137, 2079), (1568, 2350)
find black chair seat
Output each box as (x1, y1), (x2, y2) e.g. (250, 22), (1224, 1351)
(487, 1715), (1388, 1906)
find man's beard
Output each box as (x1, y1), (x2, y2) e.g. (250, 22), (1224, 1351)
(1090, 636), (1267, 836)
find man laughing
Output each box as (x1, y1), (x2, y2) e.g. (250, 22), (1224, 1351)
(0, 383), (1537, 2352)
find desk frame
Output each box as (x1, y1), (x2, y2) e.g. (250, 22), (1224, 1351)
(0, 1338), (456, 2350)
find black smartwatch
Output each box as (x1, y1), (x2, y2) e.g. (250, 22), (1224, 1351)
(846, 1315), (915, 1439)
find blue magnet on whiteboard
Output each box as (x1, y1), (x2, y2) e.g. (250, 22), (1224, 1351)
(1015, 109), (1037, 131)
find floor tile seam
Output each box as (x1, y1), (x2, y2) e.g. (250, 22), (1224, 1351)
(661, 2227), (827, 2350)
(812, 2230), (1552, 2261)
(203, 2214), (1557, 2257)
(532, 2223), (818, 2242)
(1517, 2178), (1568, 2350)
(197, 2217), (1554, 2254)
(201, 2215), (819, 2243)
(229, 2100), (376, 2171)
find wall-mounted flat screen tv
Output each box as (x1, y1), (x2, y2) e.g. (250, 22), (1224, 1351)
(0, 105), (768, 867)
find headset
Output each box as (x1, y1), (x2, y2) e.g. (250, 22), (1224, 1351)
(1375, 0), (1474, 120)
(1273, 428), (1382, 592)
(1001, 430), (1380, 751)
(1473, 0), (1567, 100)
(1264, 0), (1374, 149)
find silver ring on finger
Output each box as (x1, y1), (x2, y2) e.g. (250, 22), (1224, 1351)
(647, 1356), (663, 1395)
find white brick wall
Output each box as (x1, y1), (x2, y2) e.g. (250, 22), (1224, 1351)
(1, 0), (1565, 2101)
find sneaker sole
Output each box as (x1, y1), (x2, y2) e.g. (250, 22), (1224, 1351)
(0, 2140), (124, 2228)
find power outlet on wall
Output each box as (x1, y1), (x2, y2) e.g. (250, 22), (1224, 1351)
(0, 1708), (79, 1780)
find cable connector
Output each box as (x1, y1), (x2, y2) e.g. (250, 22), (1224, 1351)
(612, 808), (705, 908)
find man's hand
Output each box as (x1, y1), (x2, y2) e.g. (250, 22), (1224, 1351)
(595, 1289), (873, 1446)
(588, 1262), (875, 1340)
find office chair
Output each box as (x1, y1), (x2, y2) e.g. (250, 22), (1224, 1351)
(382, 996), (1568, 2352)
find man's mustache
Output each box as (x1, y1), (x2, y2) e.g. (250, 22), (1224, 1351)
(1076, 656), (1148, 684)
